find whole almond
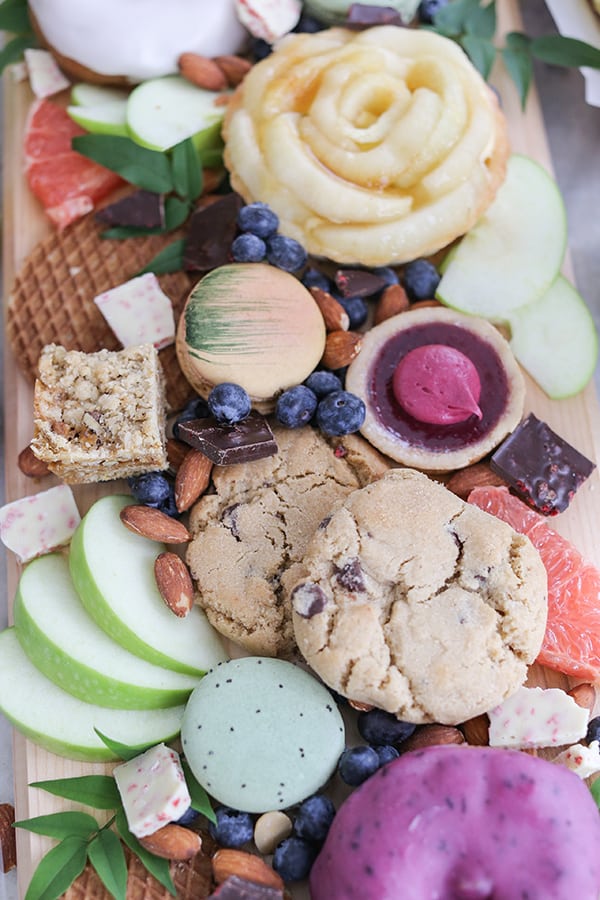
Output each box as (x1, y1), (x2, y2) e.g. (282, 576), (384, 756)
(568, 683), (597, 712)
(212, 849), (284, 891)
(309, 287), (350, 332)
(460, 714), (490, 746)
(18, 444), (50, 478)
(400, 724), (465, 753)
(120, 505), (191, 543)
(0, 803), (16, 873)
(178, 52), (227, 91)
(154, 552), (194, 617)
(175, 448), (213, 512)
(166, 437), (190, 473)
(445, 463), (507, 501)
(321, 330), (363, 370)
(373, 283), (409, 325)
(213, 54), (252, 87)
(139, 823), (202, 861)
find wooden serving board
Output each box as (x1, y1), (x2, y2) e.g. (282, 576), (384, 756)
(3, 1), (600, 896)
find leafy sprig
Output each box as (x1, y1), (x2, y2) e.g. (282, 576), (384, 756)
(427, 0), (600, 107)
(14, 735), (215, 900)
(0, 0), (37, 73)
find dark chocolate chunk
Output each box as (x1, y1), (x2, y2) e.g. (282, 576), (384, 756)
(335, 558), (366, 592)
(208, 875), (284, 899)
(490, 413), (596, 515)
(95, 190), (165, 228)
(345, 4), (404, 27)
(334, 268), (389, 298)
(291, 582), (328, 618)
(183, 193), (243, 273)
(177, 410), (278, 465)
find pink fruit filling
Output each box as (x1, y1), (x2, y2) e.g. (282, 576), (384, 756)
(392, 344), (482, 425)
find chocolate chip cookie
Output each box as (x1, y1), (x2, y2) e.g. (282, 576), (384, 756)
(186, 425), (390, 657)
(291, 468), (548, 725)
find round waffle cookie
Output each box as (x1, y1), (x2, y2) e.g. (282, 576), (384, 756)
(7, 214), (195, 411)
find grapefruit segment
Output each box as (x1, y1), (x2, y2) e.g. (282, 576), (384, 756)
(24, 99), (123, 229)
(469, 486), (600, 681)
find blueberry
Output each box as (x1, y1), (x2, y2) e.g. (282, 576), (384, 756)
(304, 370), (343, 399)
(276, 385), (318, 428)
(294, 13), (325, 33)
(373, 266), (399, 287)
(402, 259), (441, 302)
(338, 745), (380, 786)
(337, 295), (368, 329)
(267, 234), (308, 272)
(237, 202), (279, 239)
(302, 267), (331, 292)
(231, 233), (266, 263)
(208, 806), (254, 848)
(251, 38), (272, 62)
(315, 391), (366, 436)
(156, 481), (180, 518)
(293, 794), (336, 844)
(172, 396), (210, 439)
(175, 806), (200, 827)
(374, 745), (400, 767)
(128, 472), (171, 507)
(208, 383), (252, 424)
(418, 0), (449, 24)
(273, 836), (318, 882)
(587, 716), (600, 744)
(357, 708), (417, 746)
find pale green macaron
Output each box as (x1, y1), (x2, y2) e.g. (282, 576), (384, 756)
(181, 657), (345, 813)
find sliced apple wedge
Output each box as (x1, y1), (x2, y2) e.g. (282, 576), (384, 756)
(69, 495), (227, 676)
(436, 155), (567, 319)
(68, 101), (129, 137)
(14, 554), (201, 709)
(508, 275), (599, 399)
(0, 628), (184, 761)
(71, 83), (130, 107)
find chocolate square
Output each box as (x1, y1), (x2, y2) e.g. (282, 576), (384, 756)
(490, 413), (596, 515)
(177, 411), (278, 465)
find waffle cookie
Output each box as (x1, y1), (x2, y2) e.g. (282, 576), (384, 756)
(6, 213), (194, 411)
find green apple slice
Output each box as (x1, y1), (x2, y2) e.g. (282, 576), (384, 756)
(69, 495), (227, 676)
(508, 275), (599, 399)
(68, 101), (129, 137)
(0, 628), (184, 761)
(71, 83), (129, 106)
(14, 554), (201, 709)
(436, 155), (567, 320)
(126, 75), (226, 152)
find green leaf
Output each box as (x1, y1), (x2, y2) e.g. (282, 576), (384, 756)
(460, 33), (497, 80)
(94, 728), (154, 761)
(30, 775), (121, 810)
(115, 809), (176, 896)
(87, 829), (128, 900)
(590, 778), (600, 809)
(171, 138), (203, 202)
(502, 33), (533, 110)
(100, 225), (165, 240)
(531, 35), (600, 70)
(0, 34), (32, 72)
(25, 836), (88, 900)
(181, 759), (216, 824)
(138, 238), (185, 275)
(464, 0), (496, 39)
(0, 3), (32, 33)
(14, 812), (99, 841)
(431, 0), (481, 36)
(164, 196), (192, 231)
(199, 148), (224, 170)
(72, 135), (174, 194)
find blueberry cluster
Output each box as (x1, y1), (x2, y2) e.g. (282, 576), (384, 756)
(337, 707), (417, 787)
(128, 471), (178, 517)
(276, 382), (366, 436)
(232, 202), (308, 273)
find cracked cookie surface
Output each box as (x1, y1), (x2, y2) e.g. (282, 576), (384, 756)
(186, 425), (390, 657)
(291, 468), (548, 724)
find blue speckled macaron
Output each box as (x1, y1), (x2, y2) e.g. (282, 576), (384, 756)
(181, 657), (345, 813)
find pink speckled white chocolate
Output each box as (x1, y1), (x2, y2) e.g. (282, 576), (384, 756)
(0, 484), (80, 562)
(234, 0), (301, 42)
(554, 741), (600, 779)
(24, 49), (70, 99)
(113, 743), (191, 838)
(488, 685), (589, 749)
(94, 273), (175, 351)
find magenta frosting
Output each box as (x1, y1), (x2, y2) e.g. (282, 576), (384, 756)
(392, 343), (482, 425)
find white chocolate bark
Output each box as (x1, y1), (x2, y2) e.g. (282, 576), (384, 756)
(114, 743), (191, 838)
(0, 485), (80, 563)
(94, 273), (175, 351)
(488, 686), (589, 749)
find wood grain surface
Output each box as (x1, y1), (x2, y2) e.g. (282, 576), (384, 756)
(3, 1), (600, 895)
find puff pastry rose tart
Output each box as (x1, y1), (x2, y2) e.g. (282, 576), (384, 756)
(28, 0), (247, 83)
(224, 26), (509, 266)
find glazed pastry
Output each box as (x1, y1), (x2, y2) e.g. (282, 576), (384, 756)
(292, 469), (547, 725)
(224, 26), (509, 265)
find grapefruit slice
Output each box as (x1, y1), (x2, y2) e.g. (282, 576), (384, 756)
(24, 99), (123, 229)
(469, 486), (600, 681)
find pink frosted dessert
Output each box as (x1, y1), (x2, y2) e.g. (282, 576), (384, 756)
(310, 745), (600, 899)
